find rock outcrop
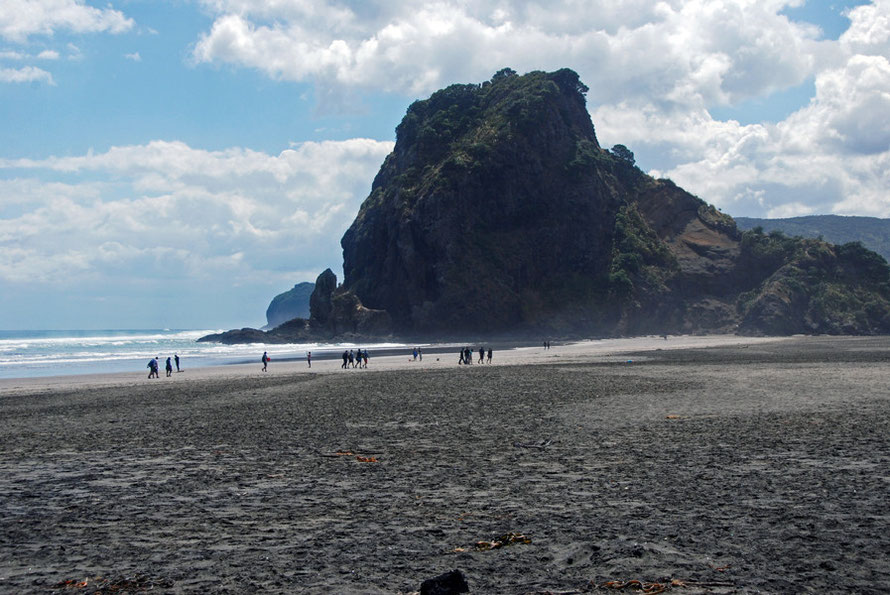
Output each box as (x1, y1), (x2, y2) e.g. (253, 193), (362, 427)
(265, 281), (314, 328)
(201, 68), (890, 343)
(337, 68), (890, 337)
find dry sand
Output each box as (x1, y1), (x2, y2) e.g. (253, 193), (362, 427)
(0, 335), (888, 593)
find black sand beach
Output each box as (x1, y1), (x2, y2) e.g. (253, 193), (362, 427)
(1, 336), (888, 593)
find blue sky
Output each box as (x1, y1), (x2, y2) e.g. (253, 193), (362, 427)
(1, 0), (889, 330)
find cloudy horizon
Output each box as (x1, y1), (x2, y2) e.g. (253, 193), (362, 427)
(1, 0), (888, 329)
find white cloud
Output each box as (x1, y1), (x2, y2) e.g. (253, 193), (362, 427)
(0, 0), (134, 42)
(0, 139), (393, 286)
(0, 65), (55, 84)
(191, 0), (824, 109)
(184, 1), (890, 220)
(124, 51), (141, 62)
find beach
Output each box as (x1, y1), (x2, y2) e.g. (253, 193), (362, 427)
(1, 335), (888, 593)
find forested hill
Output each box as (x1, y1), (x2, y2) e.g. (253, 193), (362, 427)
(735, 215), (890, 263)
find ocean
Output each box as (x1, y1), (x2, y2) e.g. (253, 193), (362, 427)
(0, 329), (409, 379)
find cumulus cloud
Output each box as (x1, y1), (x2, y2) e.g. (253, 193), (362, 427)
(191, 0), (824, 110)
(0, 0), (134, 42)
(0, 139), (393, 287)
(189, 0), (890, 218)
(0, 65), (55, 84)
(617, 1), (890, 218)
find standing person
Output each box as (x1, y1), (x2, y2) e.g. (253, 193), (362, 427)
(487, 347), (492, 363)
(307, 351), (312, 368)
(478, 347), (485, 364)
(348, 349), (355, 368)
(165, 357), (173, 377)
(418, 348), (423, 361)
(174, 353), (180, 372)
(412, 347), (418, 361)
(342, 350), (348, 369)
(147, 357), (158, 379)
(465, 347), (472, 364)
(262, 351), (269, 372)
(363, 349), (369, 368)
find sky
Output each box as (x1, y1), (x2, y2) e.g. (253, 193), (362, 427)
(1, 0), (889, 330)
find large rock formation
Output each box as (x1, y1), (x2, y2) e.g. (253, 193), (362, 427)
(338, 68), (890, 337)
(265, 281), (314, 328)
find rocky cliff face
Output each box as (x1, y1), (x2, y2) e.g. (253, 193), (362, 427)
(338, 68), (890, 337)
(265, 282), (314, 328)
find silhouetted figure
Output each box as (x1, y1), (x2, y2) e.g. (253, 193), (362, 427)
(262, 351), (269, 372)
(478, 347), (485, 364)
(342, 350), (348, 369)
(165, 357), (173, 377)
(487, 348), (492, 363)
(174, 353), (180, 372)
(147, 357), (159, 379)
(307, 351), (311, 368)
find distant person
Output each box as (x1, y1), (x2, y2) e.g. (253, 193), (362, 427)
(349, 349), (355, 368)
(487, 348), (492, 363)
(458, 349), (465, 365)
(262, 351), (269, 372)
(363, 349), (369, 368)
(147, 357), (159, 379)
(418, 348), (422, 361)
(174, 353), (180, 372)
(464, 347), (472, 364)
(307, 351), (311, 368)
(165, 357), (173, 377)
(342, 350), (348, 369)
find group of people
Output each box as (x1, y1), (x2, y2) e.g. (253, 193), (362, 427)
(459, 346), (492, 365)
(147, 354), (181, 378)
(342, 349), (369, 369)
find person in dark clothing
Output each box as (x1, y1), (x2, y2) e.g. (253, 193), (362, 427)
(174, 354), (180, 372)
(342, 350), (348, 369)
(487, 348), (492, 363)
(262, 351), (269, 372)
(478, 347), (485, 364)
(165, 357), (173, 377)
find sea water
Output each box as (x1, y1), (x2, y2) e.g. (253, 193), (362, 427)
(0, 329), (408, 379)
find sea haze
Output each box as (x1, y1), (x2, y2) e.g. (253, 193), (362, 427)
(0, 330), (407, 379)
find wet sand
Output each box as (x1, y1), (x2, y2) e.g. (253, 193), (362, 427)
(1, 335), (888, 593)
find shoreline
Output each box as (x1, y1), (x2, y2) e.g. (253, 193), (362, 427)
(1, 334), (888, 593)
(0, 334), (788, 394)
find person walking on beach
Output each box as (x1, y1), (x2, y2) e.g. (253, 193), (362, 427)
(478, 347), (485, 364)
(342, 350), (348, 369)
(362, 349), (369, 368)
(262, 351), (269, 372)
(413, 347), (418, 361)
(487, 347), (492, 363)
(147, 357), (159, 379)
(165, 357), (173, 377)
(418, 348), (422, 361)
(174, 353), (180, 372)
(307, 351), (311, 368)
(348, 349), (355, 368)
